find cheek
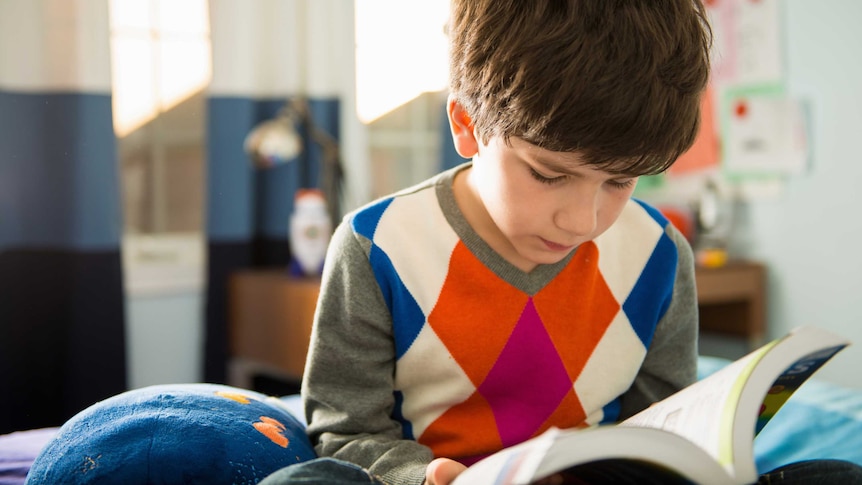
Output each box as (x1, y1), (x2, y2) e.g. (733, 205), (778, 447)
(597, 190), (634, 230)
(504, 188), (553, 237)
(480, 171), (534, 229)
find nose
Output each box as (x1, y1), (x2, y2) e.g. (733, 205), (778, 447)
(554, 189), (598, 237)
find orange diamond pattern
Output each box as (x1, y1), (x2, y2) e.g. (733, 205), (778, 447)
(420, 241), (621, 459)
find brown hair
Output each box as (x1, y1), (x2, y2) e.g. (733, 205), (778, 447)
(448, 0), (712, 176)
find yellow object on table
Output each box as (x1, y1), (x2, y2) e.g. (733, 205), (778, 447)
(696, 248), (728, 268)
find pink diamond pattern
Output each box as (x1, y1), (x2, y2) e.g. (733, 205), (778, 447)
(477, 298), (573, 447)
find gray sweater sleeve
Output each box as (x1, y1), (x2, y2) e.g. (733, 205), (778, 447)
(617, 224), (700, 420)
(301, 218), (433, 485)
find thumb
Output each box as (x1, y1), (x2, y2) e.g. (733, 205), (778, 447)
(426, 458), (467, 485)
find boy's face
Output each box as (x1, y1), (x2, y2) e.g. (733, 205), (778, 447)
(447, 97), (639, 272)
(464, 136), (638, 272)
(461, 134), (637, 272)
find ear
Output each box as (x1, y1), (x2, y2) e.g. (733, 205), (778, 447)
(446, 95), (479, 159)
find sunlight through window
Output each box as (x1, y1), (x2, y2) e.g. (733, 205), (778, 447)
(109, 0), (212, 137)
(355, 0), (449, 124)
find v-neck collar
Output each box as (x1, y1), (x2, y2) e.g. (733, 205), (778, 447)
(434, 163), (577, 296)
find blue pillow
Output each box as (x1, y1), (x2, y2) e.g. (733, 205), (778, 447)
(26, 383), (316, 484)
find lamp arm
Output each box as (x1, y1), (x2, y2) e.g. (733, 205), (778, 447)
(292, 97), (345, 225)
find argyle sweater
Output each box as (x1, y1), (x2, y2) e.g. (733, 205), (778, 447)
(302, 164), (698, 485)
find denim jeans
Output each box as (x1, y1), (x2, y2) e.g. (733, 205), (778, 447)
(757, 459), (862, 484)
(259, 457), (862, 484)
(259, 457), (389, 485)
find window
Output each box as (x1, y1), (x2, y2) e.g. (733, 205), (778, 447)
(109, 0), (211, 235)
(355, 0), (450, 198)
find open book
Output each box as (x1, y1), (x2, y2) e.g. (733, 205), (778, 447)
(452, 326), (850, 485)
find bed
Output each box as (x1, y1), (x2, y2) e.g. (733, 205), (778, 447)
(3, 356), (862, 484)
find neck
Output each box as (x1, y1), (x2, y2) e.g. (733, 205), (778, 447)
(452, 166), (537, 273)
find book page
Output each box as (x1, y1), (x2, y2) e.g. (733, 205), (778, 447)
(621, 326), (849, 482)
(620, 348), (765, 469)
(453, 426), (734, 485)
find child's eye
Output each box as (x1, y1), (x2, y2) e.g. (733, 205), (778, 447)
(529, 168), (565, 185)
(606, 178), (635, 190)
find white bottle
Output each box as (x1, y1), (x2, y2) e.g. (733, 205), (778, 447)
(289, 189), (332, 276)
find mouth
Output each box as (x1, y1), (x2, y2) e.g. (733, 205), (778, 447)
(541, 238), (575, 252)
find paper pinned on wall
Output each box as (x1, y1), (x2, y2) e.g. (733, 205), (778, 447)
(734, 0), (783, 87)
(721, 85), (809, 178)
(669, 85), (720, 176)
(705, 0), (738, 85)
(706, 0), (784, 88)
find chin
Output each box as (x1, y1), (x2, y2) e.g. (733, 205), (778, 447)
(529, 251), (569, 267)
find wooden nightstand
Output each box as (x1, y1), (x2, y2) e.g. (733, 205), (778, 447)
(227, 270), (320, 390)
(695, 261), (767, 348)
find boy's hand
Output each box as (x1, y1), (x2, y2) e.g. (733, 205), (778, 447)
(425, 457), (467, 485)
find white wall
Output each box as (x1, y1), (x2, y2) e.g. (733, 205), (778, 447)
(734, 0), (862, 388)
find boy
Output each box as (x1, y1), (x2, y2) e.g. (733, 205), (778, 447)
(262, 1), (860, 484)
(289, 1), (705, 483)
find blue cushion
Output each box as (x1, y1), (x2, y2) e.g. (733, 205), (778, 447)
(25, 384), (315, 484)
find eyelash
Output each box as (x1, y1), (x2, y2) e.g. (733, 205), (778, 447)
(529, 168), (635, 190)
(529, 168), (565, 185)
(607, 179), (635, 190)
